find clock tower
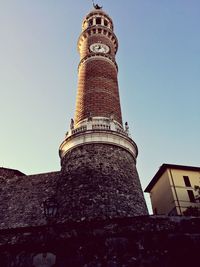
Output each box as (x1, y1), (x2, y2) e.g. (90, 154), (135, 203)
(75, 6), (122, 125)
(59, 6), (148, 220)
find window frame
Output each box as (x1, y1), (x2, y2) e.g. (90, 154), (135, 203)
(187, 190), (195, 203)
(183, 176), (191, 187)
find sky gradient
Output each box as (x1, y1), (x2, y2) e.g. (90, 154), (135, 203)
(1, 0), (200, 212)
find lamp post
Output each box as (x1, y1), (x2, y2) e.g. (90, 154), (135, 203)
(43, 198), (59, 220)
(42, 197), (59, 249)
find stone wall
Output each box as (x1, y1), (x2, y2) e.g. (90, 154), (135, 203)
(0, 171), (61, 229)
(0, 143), (147, 230)
(0, 216), (199, 266)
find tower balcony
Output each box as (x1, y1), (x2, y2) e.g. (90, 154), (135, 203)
(69, 117), (128, 137)
(59, 117), (138, 161)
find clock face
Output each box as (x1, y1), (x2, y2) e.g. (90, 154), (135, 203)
(90, 43), (109, 53)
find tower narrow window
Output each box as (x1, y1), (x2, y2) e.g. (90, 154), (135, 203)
(183, 176), (191, 187)
(104, 20), (108, 27)
(89, 19), (93, 26)
(96, 17), (101, 25)
(187, 190), (195, 202)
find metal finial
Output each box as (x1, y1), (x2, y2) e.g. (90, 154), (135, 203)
(92, 0), (103, 10)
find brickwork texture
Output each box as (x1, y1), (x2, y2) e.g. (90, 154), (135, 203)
(75, 59), (122, 125)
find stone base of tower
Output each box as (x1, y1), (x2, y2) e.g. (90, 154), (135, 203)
(60, 143), (148, 219)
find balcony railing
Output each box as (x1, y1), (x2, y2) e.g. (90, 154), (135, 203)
(66, 117), (130, 138)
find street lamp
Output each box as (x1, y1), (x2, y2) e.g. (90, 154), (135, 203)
(43, 197), (59, 220)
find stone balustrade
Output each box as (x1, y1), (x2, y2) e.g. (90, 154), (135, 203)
(66, 117), (129, 138)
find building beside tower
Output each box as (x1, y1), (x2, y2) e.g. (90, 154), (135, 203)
(145, 164), (200, 216)
(0, 5), (199, 267)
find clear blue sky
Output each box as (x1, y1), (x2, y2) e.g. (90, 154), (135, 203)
(1, 0), (200, 213)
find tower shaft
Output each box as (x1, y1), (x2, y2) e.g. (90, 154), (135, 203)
(75, 10), (122, 125)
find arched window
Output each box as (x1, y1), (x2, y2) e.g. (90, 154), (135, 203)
(96, 17), (101, 25)
(89, 19), (93, 26)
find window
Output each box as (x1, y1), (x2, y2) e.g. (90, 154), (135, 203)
(96, 17), (101, 25)
(183, 176), (191, 187)
(187, 190), (195, 202)
(104, 20), (108, 26)
(89, 19), (93, 26)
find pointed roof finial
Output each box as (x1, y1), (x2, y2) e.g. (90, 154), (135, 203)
(92, 0), (103, 10)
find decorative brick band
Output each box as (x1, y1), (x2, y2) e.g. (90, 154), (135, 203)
(78, 53), (118, 71)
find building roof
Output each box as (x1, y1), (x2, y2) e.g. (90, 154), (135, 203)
(0, 167), (25, 178)
(144, 163), (200, 193)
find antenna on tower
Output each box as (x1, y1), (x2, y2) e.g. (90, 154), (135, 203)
(92, 0), (103, 10)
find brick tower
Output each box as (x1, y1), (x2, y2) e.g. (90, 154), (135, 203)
(59, 6), (148, 219)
